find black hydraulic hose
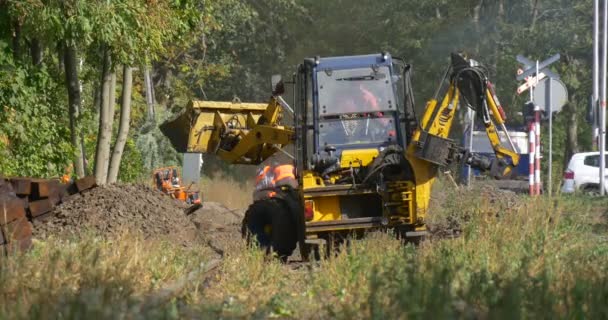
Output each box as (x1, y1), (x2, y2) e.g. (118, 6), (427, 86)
(360, 163), (390, 185)
(452, 64), (491, 124)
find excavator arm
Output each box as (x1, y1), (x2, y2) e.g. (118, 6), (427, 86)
(160, 98), (294, 165)
(409, 53), (520, 179)
(161, 53), (519, 178)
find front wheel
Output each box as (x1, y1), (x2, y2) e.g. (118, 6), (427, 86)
(242, 198), (298, 260)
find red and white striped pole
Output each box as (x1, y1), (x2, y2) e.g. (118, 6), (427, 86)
(535, 105), (542, 195)
(534, 106), (541, 195)
(529, 122), (536, 195)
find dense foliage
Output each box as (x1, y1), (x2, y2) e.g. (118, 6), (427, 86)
(0, 0), (598, 183)
(0, 41), (72, 177)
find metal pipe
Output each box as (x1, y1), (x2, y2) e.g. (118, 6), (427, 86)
(500, 122), (518, 153)
(594, 0), (600, 149)
(277, 96), (294, 115)
(548, 78), (553, 196)
(432, 65), (452, 101)
(601, 0), (607, 195)
(467, 109), (475, 186)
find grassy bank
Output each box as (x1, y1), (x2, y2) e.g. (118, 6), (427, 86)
(197, 187), (608, 319)
(0, 233), (214, 319)
(1, 185), (607, 319)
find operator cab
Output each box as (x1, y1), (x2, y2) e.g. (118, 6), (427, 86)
(294, 53), (412, 173)
(317, 65), (398, 149)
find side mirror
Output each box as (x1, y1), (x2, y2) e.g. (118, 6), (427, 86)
(271, 74), (285, 96)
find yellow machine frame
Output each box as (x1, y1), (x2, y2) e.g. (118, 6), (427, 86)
(161, 53), (520, 243)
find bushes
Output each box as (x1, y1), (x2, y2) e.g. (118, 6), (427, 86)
(0, 43), (72, 177)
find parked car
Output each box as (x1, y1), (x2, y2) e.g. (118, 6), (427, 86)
(561, 152), (608, 194)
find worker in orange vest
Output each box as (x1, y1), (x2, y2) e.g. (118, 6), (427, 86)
(253, 165), (275, 201)
(253, 163), (297, 201)
(272, 164), (298, 189)
(61, 164), (73, 184)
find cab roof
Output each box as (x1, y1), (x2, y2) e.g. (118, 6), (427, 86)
(313, 53), (393, 71)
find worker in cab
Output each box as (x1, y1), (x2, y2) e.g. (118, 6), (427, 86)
(359, 83), (380, 114)
(356, 83), (394, 138)
(324, 84), (392, 146)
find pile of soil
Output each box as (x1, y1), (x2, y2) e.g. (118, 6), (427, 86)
(34, 184), (197, 244)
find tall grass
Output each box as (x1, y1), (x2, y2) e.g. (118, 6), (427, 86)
(0, 232), (214, 319)
(1, 184), (607, 319)
(195, 185), (608, 319)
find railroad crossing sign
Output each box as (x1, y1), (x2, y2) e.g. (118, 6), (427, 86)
(517, 71), (547, 94)
(516, 54), (561, 94)
(516, 54), (561, 81)
(533, 78), (568, 115)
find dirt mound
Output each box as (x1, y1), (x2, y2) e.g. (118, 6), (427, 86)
(188, 202), (245, 255)
(34, 183), (196, 244)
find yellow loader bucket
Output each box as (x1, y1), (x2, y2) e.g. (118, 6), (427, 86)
(160, 99), (294, 165)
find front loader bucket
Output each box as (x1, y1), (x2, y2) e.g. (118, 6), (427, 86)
(160, 100), (268, 153)
(159, 99), (293, 164)
(160, 107), (193, 153)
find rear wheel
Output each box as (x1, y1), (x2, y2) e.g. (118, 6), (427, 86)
(242, 198), (298, 260)
(582, 185), (601, 196)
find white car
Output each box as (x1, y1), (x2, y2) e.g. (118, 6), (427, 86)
(561, 152), (608, 194)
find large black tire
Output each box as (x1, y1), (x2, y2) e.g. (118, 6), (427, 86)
(242, 197), (298, 260)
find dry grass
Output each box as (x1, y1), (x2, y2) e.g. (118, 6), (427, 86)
(199, 173), (253, 209)
(0, 231), (215, 319)
(1, 184), (607, 319)
(192, 186), (608, 318)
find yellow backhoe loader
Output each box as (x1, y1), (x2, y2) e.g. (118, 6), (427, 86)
(161, 53), (519, 259)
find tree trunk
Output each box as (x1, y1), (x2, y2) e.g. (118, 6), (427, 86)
(57, 42), (64, 73)
(30, 38), (43, 66)
(472, 1), (483, 55)
(107, 66), (133, 183)
(144, 66), (156, 121)
(63, 43), (86, 178)
(530, 0), (539, 31)
(94, 49), (114, 185)
(11, 20), (21, 61)
(498, 0), (504, 19)
(109, 70), (117, 121)
(93, 79), (101, 111)
(563, 99), (579, 172)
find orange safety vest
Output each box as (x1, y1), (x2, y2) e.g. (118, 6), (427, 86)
(273, 165), (295, 184)
(253, 164), (297, 201)
(273, 164), (298, 189)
